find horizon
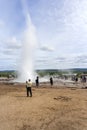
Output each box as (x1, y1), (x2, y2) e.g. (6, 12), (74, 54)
(1, 67), (87, 71)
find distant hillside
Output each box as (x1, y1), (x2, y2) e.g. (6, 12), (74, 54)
(36, 68), (87, 77)
(36, 68), (87, 72)
(1, 68), (87, 73)
(0, 70), (15, 73)
(70, 68), (87, 72)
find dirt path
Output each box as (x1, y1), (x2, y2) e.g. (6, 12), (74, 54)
(0, 84), (87, 130)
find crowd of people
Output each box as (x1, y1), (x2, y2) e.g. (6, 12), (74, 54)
(25, 74), (87, 97)
(26, 76), (54, 97)
(72, 75), (86, 83)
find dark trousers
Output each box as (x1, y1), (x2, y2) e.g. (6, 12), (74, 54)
(36, 82), (39, 87)
(50, 82), (53, 86)
(27, 87), (32, 97)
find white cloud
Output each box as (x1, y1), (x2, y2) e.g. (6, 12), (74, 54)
(0, 36), (22, 65)
(5, 37), (22, 49)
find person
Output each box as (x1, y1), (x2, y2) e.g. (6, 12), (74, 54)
(26, 79), (32, 97)
(50, 77), (53, 86)
(80, 75), (86, 83)
(35, 76), (39, 87)
(75, 76), (78, 82)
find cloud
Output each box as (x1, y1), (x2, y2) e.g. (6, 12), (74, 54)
(0, 36), (22, 59)
(56, 57), (66, 62)
(2, 49), (19, 56)
(40, 45), (55, 52)
(75, 55), (87, 64)
(5, 37), (22, 49)
(35, 54), (87, 69)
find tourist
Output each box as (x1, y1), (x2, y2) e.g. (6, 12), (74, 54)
(75, 77), (78, 82)
(26, 79), (32, 97)
(35, 76), (39, 87)
(50, 77), (53, 86)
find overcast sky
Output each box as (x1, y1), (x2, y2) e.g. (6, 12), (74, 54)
(0, 0), (87, 70)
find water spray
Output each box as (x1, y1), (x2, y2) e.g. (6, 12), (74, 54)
(18, 0), (38, 82)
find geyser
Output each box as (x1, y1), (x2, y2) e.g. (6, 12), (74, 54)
(18, 9), (37, 82)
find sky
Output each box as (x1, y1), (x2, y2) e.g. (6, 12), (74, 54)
(0, 0), (87, 70)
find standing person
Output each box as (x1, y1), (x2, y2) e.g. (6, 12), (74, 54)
(75, 76), (78, 85)
(50, 77), (53, 86)
(35, 76), (39, 87)
(26, 79), (32, 97)
(75, 76), (78, 82)
(81, 75), (86, 87)
(26, 81), (28, 97)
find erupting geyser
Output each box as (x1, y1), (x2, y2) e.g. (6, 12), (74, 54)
(18, 6), (37, 82)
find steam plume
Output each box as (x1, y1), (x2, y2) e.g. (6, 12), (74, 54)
(18, 0), (37, 82)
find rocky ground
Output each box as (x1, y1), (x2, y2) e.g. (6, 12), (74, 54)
(0, 81), (87, 130)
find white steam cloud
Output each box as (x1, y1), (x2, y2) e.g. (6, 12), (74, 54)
(18, 0), (38, 82)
